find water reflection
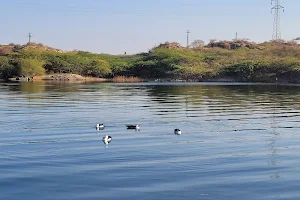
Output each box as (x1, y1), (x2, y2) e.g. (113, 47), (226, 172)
(20, 82), (46, 93)
(268, 92), (281, 180)
(6, 82), (300, 103)
(7, 81), (82, 94)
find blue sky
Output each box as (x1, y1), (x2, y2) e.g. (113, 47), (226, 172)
(1, 0), (299, 54)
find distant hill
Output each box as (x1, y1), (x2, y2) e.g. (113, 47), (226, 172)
(0, 43), (64, 55)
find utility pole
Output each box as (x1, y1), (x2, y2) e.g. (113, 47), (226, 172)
(28, 33), (32, 45)
(186, 30), (190, 48)
(271, 0), (284, 40)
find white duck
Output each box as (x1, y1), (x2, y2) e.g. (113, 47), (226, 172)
(96, 124), (105, 130)
(102, 135), (112, 145)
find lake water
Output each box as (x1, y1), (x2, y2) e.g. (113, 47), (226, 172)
(1, 81), (300, 200)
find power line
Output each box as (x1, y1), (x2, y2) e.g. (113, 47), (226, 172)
(271, 0), (284, 40)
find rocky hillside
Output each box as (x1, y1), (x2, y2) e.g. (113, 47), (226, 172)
(0, 43), (64, 55)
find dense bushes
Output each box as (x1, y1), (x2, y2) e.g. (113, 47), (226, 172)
(0, 56), (14, 78)
(19, 58), (45, 76)
(128, 50), (182, 78)
(1, 40), (300, 82)
(221, 58), (300, 82)
(43, 51), (122, 77)
(80, 59), (111, 77)
(0, 50), (115, 78)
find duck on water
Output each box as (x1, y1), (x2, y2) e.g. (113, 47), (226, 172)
(96, 124), (105, 130)
(126, 124), (140, 130)
(174, 129), (182, 135)
(102, 135), (112, 145)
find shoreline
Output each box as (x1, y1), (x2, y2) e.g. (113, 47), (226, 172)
(8, 74), (108, 83)
(4, 74), (300, 85)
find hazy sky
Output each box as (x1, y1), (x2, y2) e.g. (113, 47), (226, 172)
(1, 0), (299, 54)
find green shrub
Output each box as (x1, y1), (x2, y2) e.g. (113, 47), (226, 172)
(81, 59), (111, 77)
(19, 58), (45, 76)
(0, 56), (13, 78)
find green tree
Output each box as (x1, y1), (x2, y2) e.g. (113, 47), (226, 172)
(81, 59), (111, 77)
(19, 58), (45, 76)
(0, 56), (13, 78)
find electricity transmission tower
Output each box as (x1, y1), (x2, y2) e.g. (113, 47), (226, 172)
(271, 0), (284, 40)
(186, 30), (190, 48)
(27, 33), (32, 45)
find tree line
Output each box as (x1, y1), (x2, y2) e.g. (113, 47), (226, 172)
(1, 40), (300, 83)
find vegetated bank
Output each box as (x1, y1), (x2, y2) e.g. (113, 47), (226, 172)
(1, 40), (300, 83)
